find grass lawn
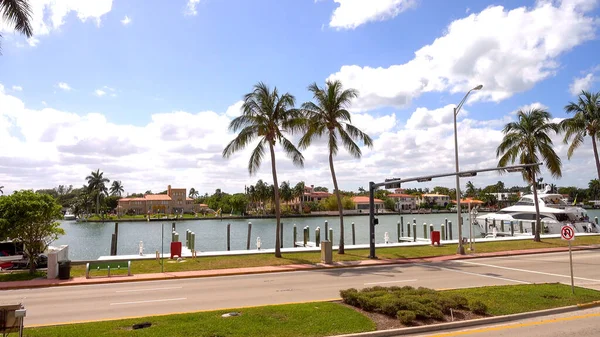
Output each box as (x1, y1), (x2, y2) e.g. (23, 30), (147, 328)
(0, 271), (45, 282)
(68, 236), (600, 278)
(445, 283), (600, 316)
(24, 284), (600, 337)
(25, 302), (375, 337)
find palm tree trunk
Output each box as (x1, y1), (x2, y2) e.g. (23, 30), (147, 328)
(531, 171), (541, 242)
(592, 134), (600, 181)
(269, 143), (282, 258)
(96, 192), (100, 216)
(329, 151), (345, 254)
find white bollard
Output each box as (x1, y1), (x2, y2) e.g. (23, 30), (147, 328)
(256, 237), (262, 250)
(384, 232), (390, 244)
(139, 241), (144, 256)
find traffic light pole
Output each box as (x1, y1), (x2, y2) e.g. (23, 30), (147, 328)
(367, 163), (540, 259)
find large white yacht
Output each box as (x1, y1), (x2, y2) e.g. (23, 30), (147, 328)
(475, 186), (598, 236)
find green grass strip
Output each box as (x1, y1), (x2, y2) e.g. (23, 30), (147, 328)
(25, 302), (375, 337)
(445, 283), (600, 315)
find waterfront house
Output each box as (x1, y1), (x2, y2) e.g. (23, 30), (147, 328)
(288, 185), (332, 211)
(388, 193), (416, 211)
(351, 196), (384, 212)
(416, 193), (450, 208)
(117, 185), (200, 215)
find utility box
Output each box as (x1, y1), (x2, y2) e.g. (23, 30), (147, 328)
(170, 242), (182, 259)
(431, 231), (441, 246)
(321, 241), (332, 264)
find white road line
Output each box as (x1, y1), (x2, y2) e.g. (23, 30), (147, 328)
(414, 263), (530, 284)
(456, 260), (600, 282)
(116, 286), (182, 293)
(364, 279), (417, 286)
(110, 297), (187, 306)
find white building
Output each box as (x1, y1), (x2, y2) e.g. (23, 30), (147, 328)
(388, 193), (416, 211)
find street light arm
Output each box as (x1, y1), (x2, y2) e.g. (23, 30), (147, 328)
(455, 89), (474, 116)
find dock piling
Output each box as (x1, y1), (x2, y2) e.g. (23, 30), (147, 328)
(246, 222), (252, 250)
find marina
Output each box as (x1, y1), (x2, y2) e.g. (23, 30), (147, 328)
(52, 210), (600, 261)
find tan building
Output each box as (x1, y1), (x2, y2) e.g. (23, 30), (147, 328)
(117, 185), (199, 215)
(288, 184), (332, 211)
(352, 196), (384, 212)
(416, 193), (450, 207)
(388, 193), (417, 211)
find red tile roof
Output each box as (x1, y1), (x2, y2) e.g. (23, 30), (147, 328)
(144, 194), (172, 201)
(352, 196), (383, 203)
(388, 193), (415, 198)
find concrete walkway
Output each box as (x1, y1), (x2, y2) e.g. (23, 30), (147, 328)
(1, 244), (599, 290)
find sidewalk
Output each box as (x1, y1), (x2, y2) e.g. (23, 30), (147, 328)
(1, 244), (599, 290)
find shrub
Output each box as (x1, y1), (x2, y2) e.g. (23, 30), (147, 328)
(450, 295), (469, 309)
(469, 300), (488, 315)
(397, 310), (416, 325)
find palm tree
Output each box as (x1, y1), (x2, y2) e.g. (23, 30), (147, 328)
(300, 80), (373, 254)
(0, 185), (3, 195)
(110, 180), (124, 197)
(497, 108), (562, 242)
(560, 91), (600, 180)
(589, 179), (600, 200)
(279, 181), (293, 211)
(188, 187), (199, 199)
(465, 181), (477, 197)
(293, 181), (305, 214)
(86, 169), (110, 216)
(0, 0), (33, 52)
(222, 82), (305, 258)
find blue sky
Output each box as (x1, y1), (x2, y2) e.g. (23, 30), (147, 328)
(0, 0), (599, 195)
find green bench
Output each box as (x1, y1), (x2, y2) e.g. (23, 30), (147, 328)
(85, 261), (132, 279)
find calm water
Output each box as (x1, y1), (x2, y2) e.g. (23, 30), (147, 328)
(53, 210), (600, 260)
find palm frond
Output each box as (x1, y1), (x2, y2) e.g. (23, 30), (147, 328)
(280, 136), (304, 167)
(248, 139), (266, 175)
(1, 0), (33, 37)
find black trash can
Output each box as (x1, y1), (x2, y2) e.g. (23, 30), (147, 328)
(58, 260), (71, 280)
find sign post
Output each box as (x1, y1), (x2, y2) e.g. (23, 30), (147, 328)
(561, 225), (575, 294)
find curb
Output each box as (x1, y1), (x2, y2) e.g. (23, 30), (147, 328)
(334, 301), (600, 337)
(2, 244), (600, 290)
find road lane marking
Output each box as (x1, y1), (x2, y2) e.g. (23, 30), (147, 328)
(456, 260), (600, 282)
(364, 279), (417, 285)
(414, 263), (530, 284)
(427, 312), (600, 336)
(116, 286), (182, 293)
(110, 297), (187, 305)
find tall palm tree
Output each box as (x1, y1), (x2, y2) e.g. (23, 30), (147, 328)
(110, 180), (124, 197)
(560, 91), (600, 180)
(300, 80), (373, 254)
(465, 181), (477, 197)
(0, 0), (33, 52)
(188, 187), (199, 199)
(293, 181), (305, 214)
(497, 108), (562, 242)
(223, 82), (305, 258)
(86, 169), (110, 216)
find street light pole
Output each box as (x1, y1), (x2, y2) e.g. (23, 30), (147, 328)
(453, 84), (483, 255)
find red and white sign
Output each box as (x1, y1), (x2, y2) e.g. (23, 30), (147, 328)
(561, 225), (575, 241)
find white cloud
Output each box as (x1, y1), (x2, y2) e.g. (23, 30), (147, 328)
(57, 82), (72, 91)
(509, 102), (549, 115)
(225, 101), (243, 118)
(121, 15), (132, 26)
(328, 1), (599, 112)
(94, 86), (116, 97)
(569, 73), (595, 95)
(11, 86), (23, 92)
(0, 0), (113, 46)
(185, 0), (201, 16)
(328, 0), (417, 30)
(94, 89), (106, 97)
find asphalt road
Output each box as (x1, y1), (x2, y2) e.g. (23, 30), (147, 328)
(410, 306), (600, 337)
(1, 249), (599, 326)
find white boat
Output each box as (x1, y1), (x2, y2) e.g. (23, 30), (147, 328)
(475, 186), (598, 236)
(64, 211), (76, 220)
